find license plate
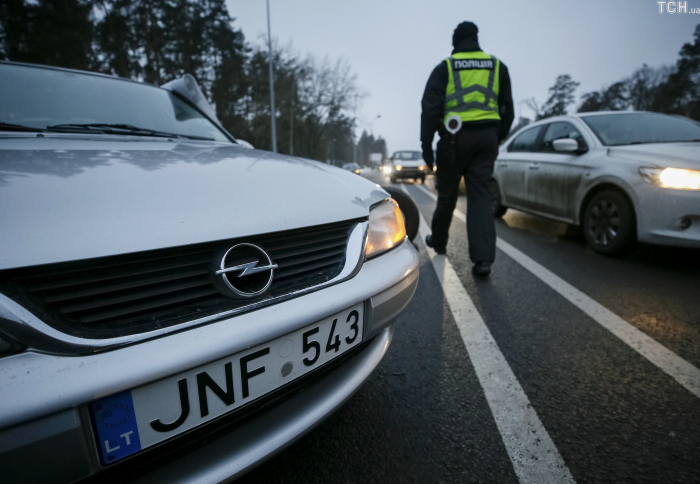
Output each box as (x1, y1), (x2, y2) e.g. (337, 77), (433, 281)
(90, 304), (364, 465)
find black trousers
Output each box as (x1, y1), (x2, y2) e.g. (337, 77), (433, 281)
(431, 126), (499, 263)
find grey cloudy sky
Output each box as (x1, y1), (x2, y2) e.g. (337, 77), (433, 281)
(226, 0), (699, 153)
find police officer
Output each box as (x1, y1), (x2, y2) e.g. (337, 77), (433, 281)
(421, 21), (514, 277)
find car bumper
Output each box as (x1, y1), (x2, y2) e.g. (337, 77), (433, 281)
(391, 170), (425, 179)
(0, 240), (419, 484)
(131, 326), (395, 484)
(635, 184), (700, 248)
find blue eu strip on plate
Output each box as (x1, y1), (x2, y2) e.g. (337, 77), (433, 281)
(90, 390), (142, 465)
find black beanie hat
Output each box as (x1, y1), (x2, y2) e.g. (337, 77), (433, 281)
(452, 21), (479, 47)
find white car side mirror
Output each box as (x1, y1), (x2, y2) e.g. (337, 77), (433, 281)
(552, 138), (579, 152)
(161, 74), (219, 123)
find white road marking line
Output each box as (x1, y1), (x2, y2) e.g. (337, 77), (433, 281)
(496, 237), (700, 398)
(401, 185), (576, 484)
(412, 183), (700, 399)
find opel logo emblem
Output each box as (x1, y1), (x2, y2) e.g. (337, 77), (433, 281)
(212, 243), (278, 298)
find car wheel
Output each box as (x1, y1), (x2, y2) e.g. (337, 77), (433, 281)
(381, 186), (419, 242)
(490, 178), (507, 218)
(419, 176), (425, 184)
(583, 189), (636, 256)
(390, 175), (397, 184)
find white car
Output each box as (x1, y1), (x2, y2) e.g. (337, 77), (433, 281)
(0, 62), (419, 483)
(388, 151), (429, 184)
(493, 111), (700, 254)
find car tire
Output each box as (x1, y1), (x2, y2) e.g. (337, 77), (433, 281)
(490, 178), (507, 218)
(390, 175), (397, 184)
(381, 186), (420, 242)
(420, 176), (426, 184)
(583, 189), (636, 256)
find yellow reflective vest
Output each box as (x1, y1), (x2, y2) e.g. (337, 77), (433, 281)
(444, 51), (501, 124)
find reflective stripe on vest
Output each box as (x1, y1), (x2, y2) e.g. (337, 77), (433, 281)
(444, 52), (501, 124)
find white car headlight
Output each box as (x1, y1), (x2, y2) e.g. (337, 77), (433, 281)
(394, 164), (403, 171)
(640, 167), (700, 190)
(365, 199), (407, 259)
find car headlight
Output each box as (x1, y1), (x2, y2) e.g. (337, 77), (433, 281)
(394, 164), (403, 171)
(365, 199), (407, 259)
(382, 165), (392, 175)
(640, 167), (700, 190)
(418, 165), (427, 171)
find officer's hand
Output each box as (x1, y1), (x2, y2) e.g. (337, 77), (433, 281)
(422, 150), (434, 168)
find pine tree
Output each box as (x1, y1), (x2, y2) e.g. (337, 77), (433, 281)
(1, 0), (97, 70)
(539, 74), (580, 119)
(653, 24), (700, 120)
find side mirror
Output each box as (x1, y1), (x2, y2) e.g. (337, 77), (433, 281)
(161, 74), (219, 123)
(552, 138), (579, 152)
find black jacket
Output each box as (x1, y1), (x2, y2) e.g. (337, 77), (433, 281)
(420, 38), (514, 167)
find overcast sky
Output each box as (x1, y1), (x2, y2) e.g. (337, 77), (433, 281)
(226, 0), (699, 153)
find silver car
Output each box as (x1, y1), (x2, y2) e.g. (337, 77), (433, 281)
(0, 62), (419, 483)
(388, 151), (428, 184)
(494, 111), (700, 254)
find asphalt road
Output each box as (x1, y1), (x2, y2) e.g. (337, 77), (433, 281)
(238, 170), (700, 484)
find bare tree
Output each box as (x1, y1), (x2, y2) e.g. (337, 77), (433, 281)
(524, 97), (543, 120)
(297, 56), (363, 126)
(294, 55), (365, 162)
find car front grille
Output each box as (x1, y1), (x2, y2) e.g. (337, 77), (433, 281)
(0, 219), (362, 339)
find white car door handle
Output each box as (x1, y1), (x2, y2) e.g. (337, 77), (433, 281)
(528, 163), (540, 170)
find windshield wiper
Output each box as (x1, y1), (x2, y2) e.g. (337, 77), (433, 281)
(46, 124), (214, 141)
(47, 123), (178, 138)
(0, 122), (45, 132)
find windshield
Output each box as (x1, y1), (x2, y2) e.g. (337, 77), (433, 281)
(0, 63), (231, 142)
(581, 113), (700, 146)
(393, 151), (422, 161)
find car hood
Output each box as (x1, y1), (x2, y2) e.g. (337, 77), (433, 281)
(0, 136), (388, 270)
(609, 142), (700, 170)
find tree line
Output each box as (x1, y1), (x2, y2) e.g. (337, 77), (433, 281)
(512, 23), (699, 134)
(0, 0), (386, 165)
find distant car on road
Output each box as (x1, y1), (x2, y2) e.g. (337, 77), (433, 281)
(342, 162), (362, 174)
(494, 111), (700, 254)
(0, 61), (419, 483)
(388, 151), (428, 184)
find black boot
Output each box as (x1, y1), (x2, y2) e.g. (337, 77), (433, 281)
(425, 235), (446, 255)
(472, 261), (491, 277)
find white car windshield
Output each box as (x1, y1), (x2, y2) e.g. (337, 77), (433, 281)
(393, 151), (422, 160)
(582, 113), (700, 146)
(0, 63), (231, 142)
